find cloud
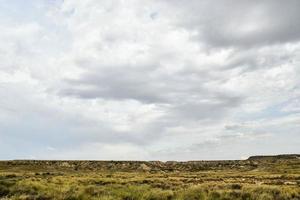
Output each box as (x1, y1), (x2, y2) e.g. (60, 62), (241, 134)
(0, 0), (299, 160)
(163, 0), (300, 49)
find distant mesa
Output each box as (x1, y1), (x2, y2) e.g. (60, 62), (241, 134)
(247, 154), (300, 160)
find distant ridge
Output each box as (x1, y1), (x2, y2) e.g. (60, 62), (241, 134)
(0, 154), (299, 172)
(248, 154), (300, 160)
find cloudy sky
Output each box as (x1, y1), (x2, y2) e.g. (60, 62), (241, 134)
(0, 0), (299, 160)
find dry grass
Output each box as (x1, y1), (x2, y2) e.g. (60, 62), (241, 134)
(0, 157), (299, 199)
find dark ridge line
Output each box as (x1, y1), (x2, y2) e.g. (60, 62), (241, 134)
(0, 154), (299, 162)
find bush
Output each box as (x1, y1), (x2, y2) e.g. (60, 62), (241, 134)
(208, 191), (221, 200)
(145, 189), (174, 200)
(5, 174), (17, 178)
(179, 187), (205, 200)
(241, 192), (251, 200)
(231, 184), (242, 190)
(0, 185), (10, 197)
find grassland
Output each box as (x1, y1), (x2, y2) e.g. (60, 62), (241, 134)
(0, 155), (299, 200)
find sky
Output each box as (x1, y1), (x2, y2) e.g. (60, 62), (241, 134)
(0, 0), (299, 160)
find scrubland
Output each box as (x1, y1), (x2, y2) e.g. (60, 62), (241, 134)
(0, 155), (299, 200)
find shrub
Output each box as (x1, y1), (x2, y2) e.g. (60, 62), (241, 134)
(231, 184), (242, 190)
(241, 192), (251, 200)
(145, 189), (174, 200)
(0, 185), (10, 197)
(208, 191), (221, 200)
(179, 187), (205, 200)
(5, 174), (17, 178)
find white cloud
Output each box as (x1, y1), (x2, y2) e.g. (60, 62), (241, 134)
(0, 0), (299, 160)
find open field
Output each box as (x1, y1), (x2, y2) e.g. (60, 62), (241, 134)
(0, 155), (299, 200)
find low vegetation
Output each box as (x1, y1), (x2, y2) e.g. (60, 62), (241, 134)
(0, 155), (299, 200)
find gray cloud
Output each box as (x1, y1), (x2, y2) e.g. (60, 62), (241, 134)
(164, 0), (300, 48)
(60, 61), (244, 124)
